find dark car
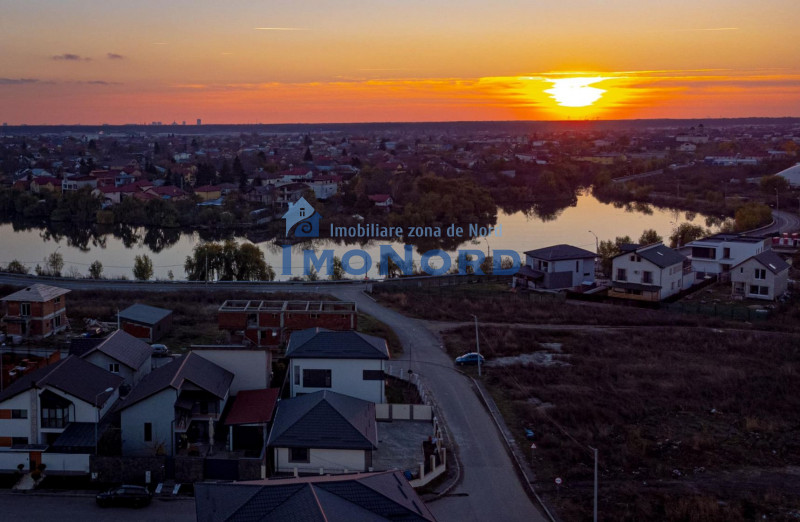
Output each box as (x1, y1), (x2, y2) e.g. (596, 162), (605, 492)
(150, 344), (169, 357)
(96, 485), (152, 508)
(455, 352), (485, 366)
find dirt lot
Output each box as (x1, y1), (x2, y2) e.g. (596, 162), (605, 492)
(442, 324), (800, 521)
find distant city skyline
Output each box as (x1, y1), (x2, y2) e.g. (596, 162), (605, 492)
(1, 0), (799, 124)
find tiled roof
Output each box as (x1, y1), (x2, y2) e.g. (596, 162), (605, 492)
(268, 390), (377, 450)
(637, 244), (686, 268)
(83, 330), (151, 370)
(118, 303), (172, 325)
(194, 471), (437, 522)
(523, 244), (596, 261)
(1, 284), (70, 303)
(225, 388), (280, 426)
(735, 250), (790, 274)
(286, 328), (389, 360)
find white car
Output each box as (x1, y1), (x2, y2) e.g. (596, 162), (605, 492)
(151, 344), (169, 356)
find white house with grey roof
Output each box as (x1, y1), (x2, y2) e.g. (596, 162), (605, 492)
(513, 244), (595, 290)
(80, 330), (152, 387)
(685, 233), (771, 279)
(730, 251), (790, 301)
(609, 243), (692, 301)
(286, 328), (389, 404)
(267, 390), (378, 474)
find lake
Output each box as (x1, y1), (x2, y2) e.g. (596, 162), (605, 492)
(0, 193), (716, 281)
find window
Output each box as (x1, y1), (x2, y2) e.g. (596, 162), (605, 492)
(54, 315), (61, 327)
(55, 296), (61, 304)
(21, 303), (31, 316)
(303, 369), (331, 388)
(11, 437), (28, 445)
(575, 261), (579, 272)
(759, 286), (769, 296)
(363, 370), (384, 381)
(108, 363), (120, 373)
(289, 447), (309, 462)
(11, 409), (27, 419)
(294, 366), (300, 386)
(642, 271), (653, 284)
(41, 407), (69, 429)
(616, 268), (627, 281)
(144, 423), (152, 442)
(755, 268), (766, 280)
(723, 247), (731, 258)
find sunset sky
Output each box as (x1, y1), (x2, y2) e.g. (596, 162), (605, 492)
(1, 0), (799, 124)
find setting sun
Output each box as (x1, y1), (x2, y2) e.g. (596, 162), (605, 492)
(545, 77), (607, 107)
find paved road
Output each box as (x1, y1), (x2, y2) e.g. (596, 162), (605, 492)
(0, 493), (196, 522)
(752, 209), (800, 235)
(0, 274), (548, 522)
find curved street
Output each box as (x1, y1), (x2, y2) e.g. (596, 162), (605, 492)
(0, 274), (547, 522)
(754, 209), (800, 236)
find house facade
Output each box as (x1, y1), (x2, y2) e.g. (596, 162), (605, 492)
(1, 284), (70, 340)
(608, 243), (691, 302)
(80, 330), (153, 388)
(287, 328), (389, 404)
(118, 303), (173, 343)
(730, 251), (790, 301)
(513, 244), (595, 290)
(685, 234), (771, 279)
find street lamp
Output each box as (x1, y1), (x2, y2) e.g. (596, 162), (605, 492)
(95, 387), (114, 455)
(588, 230), (599, 253)
(471, 314), (481, 377)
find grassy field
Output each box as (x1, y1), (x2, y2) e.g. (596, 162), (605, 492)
(442, 325), (800, 521)
(358, 312), (403, 357)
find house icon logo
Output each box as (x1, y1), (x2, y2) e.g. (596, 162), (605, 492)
(282, 197), (321, 237)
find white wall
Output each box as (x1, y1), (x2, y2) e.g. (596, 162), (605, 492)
(290, 358), (384, 403)
(526, 256), (594, 287)
(0, 450), (29, 471)
(731, 259), (788, 300)
(0, 391), (35, 441)
(691, 238), (770, 276)
(274, 447), (367, 473)
(612, 255), (684, 300)
(42, 453), (90, 473)
(120, 388), (176, 456)
(84, 352), (136, 386)
(193, 350), (270, 393)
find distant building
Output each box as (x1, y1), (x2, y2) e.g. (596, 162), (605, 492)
(118, 303), (173, 342)
(513, 244), (595, 291)
(608, 243), (692, 302)
(197, 118), (202, 126)
(730, 251), (790, 301)
(685, 234), (771, 279)
(1, 284), (70, 340)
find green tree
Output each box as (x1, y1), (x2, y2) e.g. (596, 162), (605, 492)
(759, 175), (790, 195)
(597, 236), (632, 277)
(669, 223), (707, 248)
(133, 254), (154, 281)
(734, 202), (773, 232)
(305, 267), (319, 281)
(88, 260), (103, 279)
(330, 256), (345, 280)
(638, 229), (663, 246)
(46, 251), (64, 276)
(303, 147), (313, 162)
(5, 260), (28, 274)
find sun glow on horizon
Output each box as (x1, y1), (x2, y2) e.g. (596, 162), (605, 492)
(545, 77), (607, 107)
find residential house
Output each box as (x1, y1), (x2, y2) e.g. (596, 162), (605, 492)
(368, 194), (393, 208)
(1, 284), (70, 340)
(287, 328), (389, 403)
(608, 243), (691, 302)
(80, 330), (153, 388)
(194, 185), (222, 202)
(61, 175), (97, 192)
(0, 356), (122, 449)
(192, 345), (272, 394)
(307, 174), (341, 200)
(117, 352), (233, 456)
(147, 185), (187, 200)
(194, 470), (437, 522)
(30, 176), (61, 194)
(223, 388), (279, 453)
(513, 244), (595, 290)
(118, 303), (173, 343)
(267, 391), (377, 474)
(730, 251), (790, 300)
(685, 233), (771, 280)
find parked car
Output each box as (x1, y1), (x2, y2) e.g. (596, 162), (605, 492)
(151, 344), (169, 356)
(455, 352), (485, 366)
(96, 485), (152, 508)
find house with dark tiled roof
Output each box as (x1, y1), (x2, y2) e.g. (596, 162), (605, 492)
(0, 356), (122, 452)
(267, 390), (378, 474)
(194, 470), (437, 522)
(1, 284), (70, 340)
(80, 330), (153, 387)
(118, 303), (173, 342)
(608, 242), (692, 301)
(117, 352), (233, 456)
(513, 244), (596, 290)
(730, 250), (790, 301)
(286, 328), (389, 403)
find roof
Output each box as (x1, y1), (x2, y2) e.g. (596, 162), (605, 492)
(118, 352), (233, 410)
(775, 162), (800, 187)
(624, 243), (686, 268)
(118, 303), (172, 325)
(286, 328), (389, 360)
(0, 356), (121, 406)
(732, 250), (790, 274)
(1, 284), (70, 303)
(225, 388), (280, 426)
(194, 470), (437, 522)
(688, 233), (767, 245)
(50, 422), (96, 452)
(82, 330), (151, 370)
(514, 266), (544, 280)
(368, 194), (392, 203)
(523, 244), (596, 261)
(268, 390), (377, 450)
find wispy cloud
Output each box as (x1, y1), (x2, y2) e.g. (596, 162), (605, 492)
(152, 42), (168, 45)
(83, 80), (121, 85)
(0, 78), (39, 85)
(254, 27), (308, 31)
(52, 53), (91, 61)
(677, 27), (740, 32)
(107, 53), (125, 60)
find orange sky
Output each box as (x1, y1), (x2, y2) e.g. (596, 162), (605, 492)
(1, 1), (799, 124)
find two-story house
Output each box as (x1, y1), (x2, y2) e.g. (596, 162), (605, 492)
(730, 251), (790, 301)
(685, 234), (771, 280)
(513, 244), (596, 290)
(609, 243), (691, 301)
(1, 284), (70, 340)
(80, 330), (153, 388)
(117, 352), (233, 456)
(287, 328), (389, 404)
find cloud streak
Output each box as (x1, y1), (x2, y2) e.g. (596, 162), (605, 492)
(0, 78), (39, 85)
(52, 53), (91, 61)
(254, 27), (308, 31)
(107, 53), (125, 60)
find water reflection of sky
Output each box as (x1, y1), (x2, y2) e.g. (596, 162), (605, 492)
(0, 194), (714, 280)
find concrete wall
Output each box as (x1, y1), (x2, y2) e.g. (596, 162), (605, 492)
(84, 351), (136, 387)
(375, 404), (432, 421)
(274, 447), (367, 474)
(0, 450), (29, 471)
(290, 358), (384, 403)
(193, 349), (270, 393)
(42, 452), (90, 473)
(120, 388), (176, 456)
(731, 259), (788, 300)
